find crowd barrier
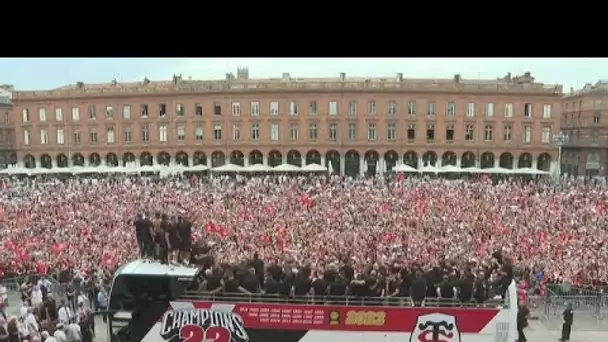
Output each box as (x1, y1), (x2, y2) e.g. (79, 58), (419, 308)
(0, 274), (63, 300)
(528, 287), (608, 321)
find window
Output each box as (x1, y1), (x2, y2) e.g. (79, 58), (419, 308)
(503, 125), (512, 141)
(251, 102), (260, 116)
(39, 108), (46, 122)
(427, 102), (436, 116)
(195, 103), (203, 116)
(446, 102), (456, 116)
(123, 105), (131, 119)
(40, 128), (48, 145)
(309, 123), (318, 141)
(106, 105), (114, 118)
(348, 101), (357, 116)
(329, 123), (338, 141)
(594, 113), (601, 124)
(73, 130), (81, 145)
(251, 123), (260, 140)
(484, 125), (493, 141)
(523, 126), (531, 143)
(407, 124), (416, 140)
(270, 124), (279, 141)
(289, 124), (299, 141)
(348, 123), (356, 141)
(542, 127), (550, 143)
(107, 126), (115, 144)
(465, 124), (474, 141)
(22, 109), (29, 123)
(367, 124), (377, 141)
(141, 126), (149, 143)
(88, 105), (96, 120)
(159, 125), (168, 142)
(213, 125), (222, 141)
(213, 103), (221, 116)
(388, 101), (397, 115)
(55, 108), (63, 121)
(446, 124), (454, 142)
(485, 103), (494, 117)
(504, 103), (513, 118)
(270, 101), (279, 116)
(195, 125), (203, 141)
(56, 128), (64, 145)
(231, 102), (241, 116)
(72, 107), (80, 121)
(387, 123), (396, 141)
(309, 101), (317, 116)
(176, 104), (185, 117)
(289, 101), (298, 115)
(368, 100), (376, 114)
(124, 127), (132, 144)
(140, 104), (149, 118)
(426, 124), (435, 141)
(3, 112), (7, 124)
(233, 124), (241, 141)
(329, 101), (338, 115)
(542, 104), (552, 119)
(466, 102), (475, 117)
(177, 125), (185, 141)
(408, 101), (416, 115)
(159, 104), (167, 118)
(24, 129), (31, 145)
(89, 128), (98, 144)
(524, 103), (533, 117)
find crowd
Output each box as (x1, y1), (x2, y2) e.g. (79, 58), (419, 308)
(0, 174), (607, 298)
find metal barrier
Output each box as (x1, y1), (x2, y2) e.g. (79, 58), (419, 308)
(528, 289), (608, 323)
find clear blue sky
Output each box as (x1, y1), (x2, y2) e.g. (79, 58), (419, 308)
(1, 58), (606, 91)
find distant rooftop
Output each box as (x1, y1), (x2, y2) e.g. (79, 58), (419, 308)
(13, 69), (563, 99)
(564, 81), (608, 98)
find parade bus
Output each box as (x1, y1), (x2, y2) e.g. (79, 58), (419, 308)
(107, 260), (518, 342)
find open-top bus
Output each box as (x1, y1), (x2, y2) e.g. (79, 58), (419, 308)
(107, 260), (518, 342)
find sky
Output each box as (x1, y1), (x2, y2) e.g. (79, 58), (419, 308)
(0, 58), (606, 91)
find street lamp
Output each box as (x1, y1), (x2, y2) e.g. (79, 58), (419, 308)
(553, 131), (569, 177)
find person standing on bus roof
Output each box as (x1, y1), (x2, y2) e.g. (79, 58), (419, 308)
(559, 303), (573, 342)
(134, 214), (153, 260)
(177, 216), (192, 265)
(151, 212), (164, 263)
(167, 216), (181, 265)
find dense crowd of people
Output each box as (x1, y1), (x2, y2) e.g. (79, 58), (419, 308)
(0, 174), (607, 296)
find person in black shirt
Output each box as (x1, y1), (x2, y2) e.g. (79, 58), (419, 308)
(293, 272), (311, 302)
(500, 258), (514, 299)
(177, 216), (192, 264)
(456, 270), (474, 303)
(473, 271), (489, 304)
(263, 270), (279, 296)
(410, 270), (427, 307)
(559, 303), (573, 342)
(311, 272), (327, 302)
(134, 214), (147, 258)
(386, 271), (402, 306)
(250, 252), (265, 287)
(328, 274), (347, 304)
(517, 302), (530, 342)
(437, 275), (455, 306)
(241, 268), (260, 294)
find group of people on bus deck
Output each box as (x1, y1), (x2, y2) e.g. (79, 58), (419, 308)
(133, 212), (193, 265)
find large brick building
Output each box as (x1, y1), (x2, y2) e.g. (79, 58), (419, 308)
(561, 81), (608, 176)
(0, 85), (16, 167)
(8, 69), (562, 176)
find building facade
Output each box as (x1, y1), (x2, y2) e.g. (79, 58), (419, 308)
(561, 81), (608, 177)
(10, 70), (562, 177)
(0, 85), (16, 168)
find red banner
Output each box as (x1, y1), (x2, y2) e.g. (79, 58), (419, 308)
(170, 301), (499, 333)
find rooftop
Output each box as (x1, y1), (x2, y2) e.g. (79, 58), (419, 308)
(13, 70), (563, 100)
(564, 81), (608, 98)
(115, 260), (199, 278)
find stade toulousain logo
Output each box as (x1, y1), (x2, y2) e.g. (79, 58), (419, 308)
(409, 313), (461, 342)
(160, 309), (249, 342)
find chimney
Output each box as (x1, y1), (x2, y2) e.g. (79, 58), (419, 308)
(506, 72), (512, 81)
(225, 73), (235, 81)
(396, 73), (403, 82)
(570, 87), (574, 93)
(236, 67), (249, 80)
(282, 73), (291, 81)
(524, 72), (531, 77)
(76, 81), (85, 89)
(454, 74), (461, 83)
(339, 72), (346, 81)
(111, 79), (117, 87)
